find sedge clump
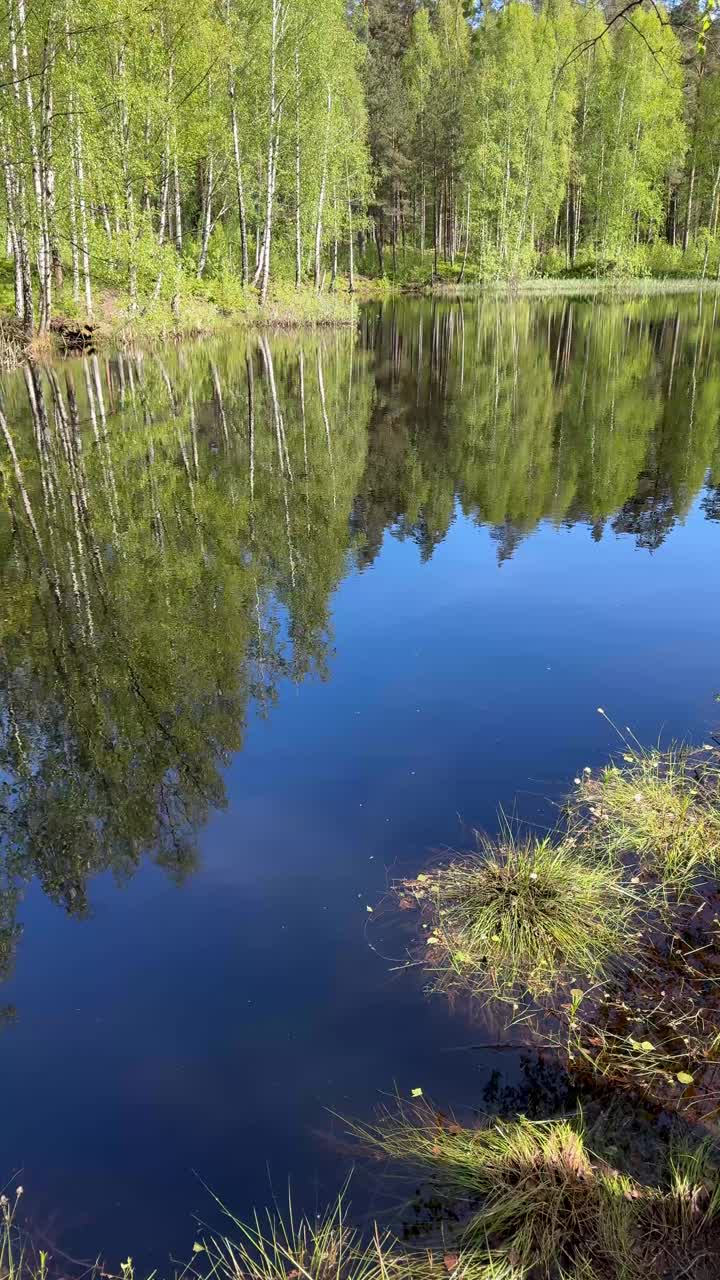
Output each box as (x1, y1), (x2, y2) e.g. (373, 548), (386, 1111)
(402, 832), (635, 1001)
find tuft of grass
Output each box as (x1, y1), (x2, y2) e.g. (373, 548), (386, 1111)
(352, 1104), (643, 1277)
(401, 832), (635, 1001)
(195, 1192), (404, 1280)
(665, 1137), (720, 1238)
(569, 745), (720, 895)
(352, 1103), (720, 1279)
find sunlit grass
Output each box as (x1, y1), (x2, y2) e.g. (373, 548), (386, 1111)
(352, 1105), (639, 1277)
(195, 1193), (403, 1280)
(351, 1102), (720, 1279)
(569, 744), (720, 896)
(402, 831), (636, 1001)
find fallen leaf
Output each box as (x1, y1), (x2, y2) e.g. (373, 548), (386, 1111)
(443, 1255), (459, 1272)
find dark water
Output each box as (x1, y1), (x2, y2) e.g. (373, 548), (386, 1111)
(1, 295), (720, 1268)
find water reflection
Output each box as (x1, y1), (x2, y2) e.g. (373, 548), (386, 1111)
(1, 295), (719, 988)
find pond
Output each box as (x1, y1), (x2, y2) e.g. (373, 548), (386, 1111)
(1, 294), (720, 1270)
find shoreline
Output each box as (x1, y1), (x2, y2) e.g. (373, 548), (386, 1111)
(1, 274), (718, 371)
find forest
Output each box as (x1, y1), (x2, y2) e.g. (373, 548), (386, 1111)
(0, 0), (719, 338)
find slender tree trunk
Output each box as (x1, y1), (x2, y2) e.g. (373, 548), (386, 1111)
(15, 0), (51, 330)
(346, 163), (354, 292)
(229, 85), (249, 285)
(709, 157), (720, 238)
(257, 0), (285, 303)
(197, 155), (214, 278)
(330, 184), (338, 289)
(457, 184), (471, 284)
(314, 87), (332, 290)
(433, 146), (438, 277)
(684, 164), (697, 253)
(259, 104), (282, 303)
(173, 131), (182, 253)
(117, 50), (137, 309)
(294, 46), (302, 288)
(69, 59), (93, 320)
(1, 127), (32, 329)
(158, 135), (170, 244)
(43, 74), (62, 292)
(69, 163), (80, 304)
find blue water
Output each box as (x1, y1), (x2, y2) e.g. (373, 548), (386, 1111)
(1, 296), (719, 1267)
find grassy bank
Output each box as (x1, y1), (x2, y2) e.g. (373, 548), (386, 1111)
(7, 1109), (720, 1280)
(0, 270), (390, 369)
(3, 261), (720, 373)
(430, 276), (720, 299)
(392, 733), (720, 1117)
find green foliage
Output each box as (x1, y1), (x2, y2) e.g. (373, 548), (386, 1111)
(2, 0), (720, 323)
(362, 0), (720, 284)
(0, 0), (371, 330)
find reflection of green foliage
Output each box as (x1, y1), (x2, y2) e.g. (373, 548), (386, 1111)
(356, 296), (720, 563)
(0, 333), (372, 981)
(1, 297), (720, 992)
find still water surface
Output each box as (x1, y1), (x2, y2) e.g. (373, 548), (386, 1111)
(1, 296), (720, 1266)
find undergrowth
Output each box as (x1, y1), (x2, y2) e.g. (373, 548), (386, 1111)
(193, 1192), (402, 1280)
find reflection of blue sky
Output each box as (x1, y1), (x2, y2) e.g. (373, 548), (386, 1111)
(3, 492), (720, 1269)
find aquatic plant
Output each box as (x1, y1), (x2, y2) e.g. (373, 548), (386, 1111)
(0, 1188), (47, 1280)
(569, 744), (720, 896)
(353, 1104), (637, 1277)
(352, 1102), (720, 1279)
(556, 903), (720, 1124)
(400, 832), (636, 1001)
(196, 1193), (403, 1280)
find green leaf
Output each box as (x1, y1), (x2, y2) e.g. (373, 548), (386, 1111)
(640, 1041), (654, 1052)
(411, 1087), (423, 1098)
(676, 1071), (694, 1085)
